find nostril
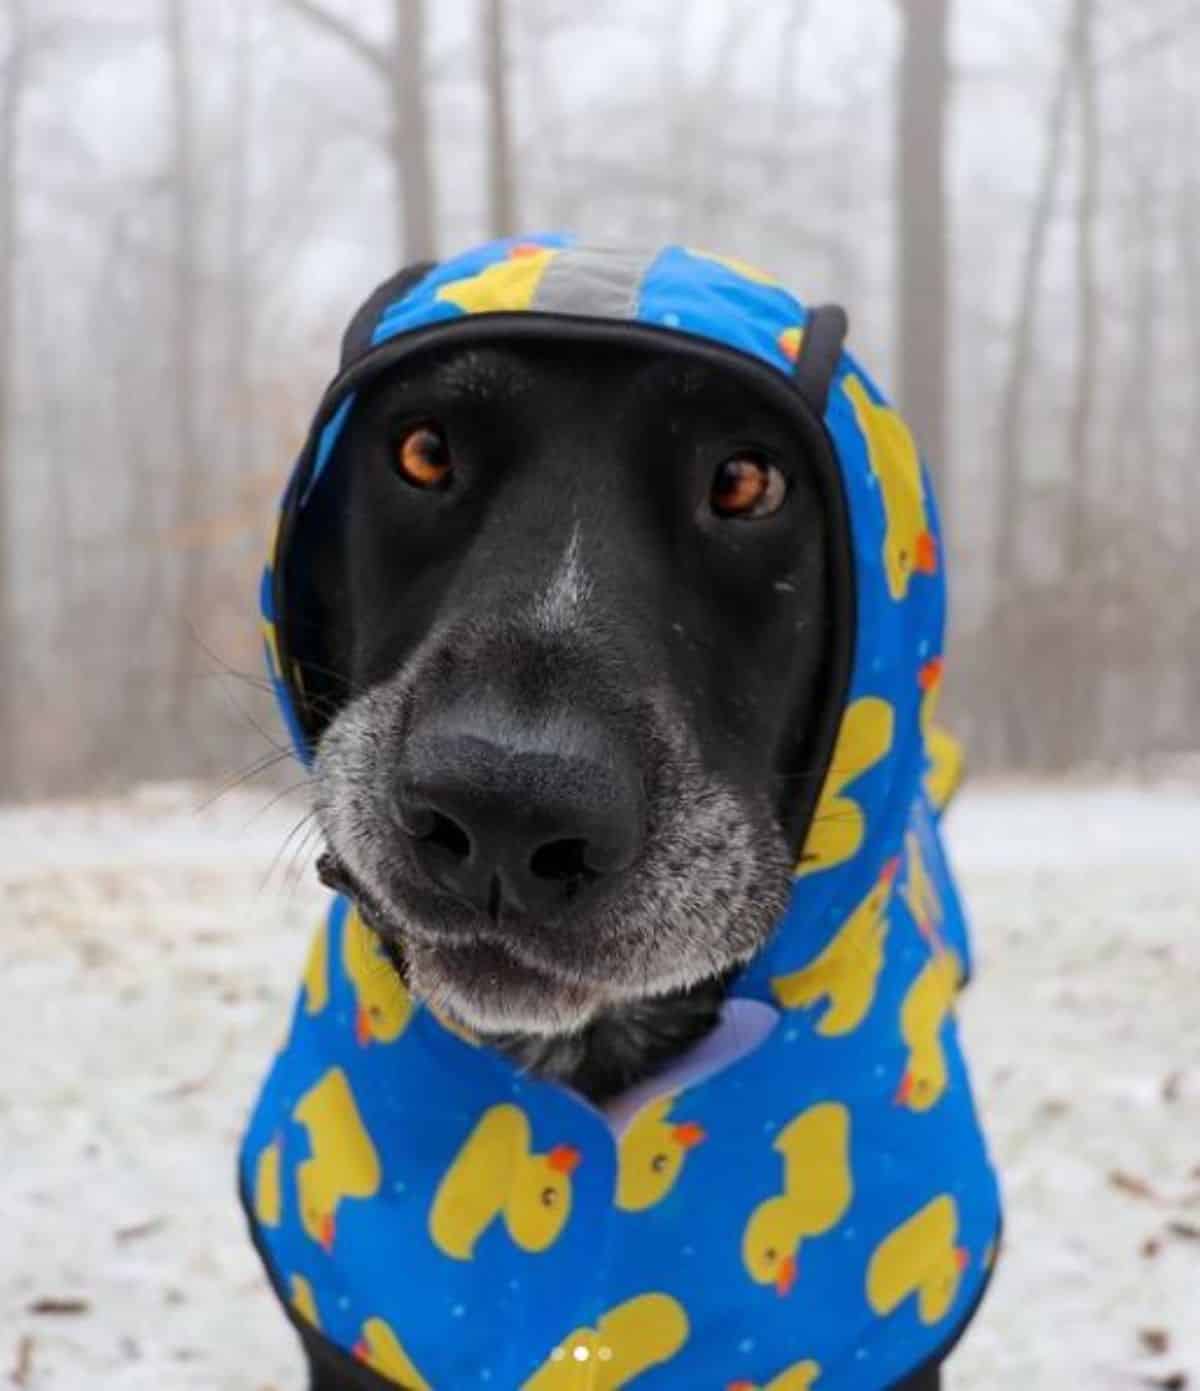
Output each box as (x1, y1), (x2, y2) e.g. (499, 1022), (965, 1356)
(395, 798), (471, 861)
(422, 810), (471, 860)
(529, 836), (596, 885)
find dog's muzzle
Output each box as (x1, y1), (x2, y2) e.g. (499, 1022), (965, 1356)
(394, 699), (647, 925)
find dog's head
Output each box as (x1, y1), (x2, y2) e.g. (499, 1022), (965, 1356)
(266, 242), (857, 1062)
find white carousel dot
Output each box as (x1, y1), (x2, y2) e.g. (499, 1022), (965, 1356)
(573, 1345), (590, 1362)
(738, 1337), (755, 1354)
(338, 1296), (350, 1310)
(550, 1348), (565, 1363)
(597, 1346), (613, 1361)
(784, 1028), (798, 1043)
(452, 1303), (466, 1317)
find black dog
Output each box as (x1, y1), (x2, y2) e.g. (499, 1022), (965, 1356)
(241, 243), (1005, 1389)
(287, 338), (940, 1391)
(301, 337), (829, 1096)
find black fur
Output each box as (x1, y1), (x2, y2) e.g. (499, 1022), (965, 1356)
(295, 337), (834, 1102)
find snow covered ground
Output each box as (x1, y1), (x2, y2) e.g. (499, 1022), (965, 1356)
(3, 776), (1198, 1390)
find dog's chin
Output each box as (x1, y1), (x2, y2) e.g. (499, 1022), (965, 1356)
(402, 933), (605, 1038)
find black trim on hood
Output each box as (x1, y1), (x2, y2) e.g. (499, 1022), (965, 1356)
(271, 310), (857, 864)
(793, 303), (850, 417)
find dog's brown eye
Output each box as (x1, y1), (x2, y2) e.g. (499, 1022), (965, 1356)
(711, 453), (786, 518)
(395, 423), (452, 488)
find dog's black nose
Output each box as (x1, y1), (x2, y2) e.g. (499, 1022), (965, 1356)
(396, 711), (646, 922)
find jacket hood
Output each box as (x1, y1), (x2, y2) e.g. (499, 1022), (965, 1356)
(243, 235), (1001, 1390)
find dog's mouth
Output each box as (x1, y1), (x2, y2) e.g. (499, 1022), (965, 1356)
(316, 849), (608, 1034)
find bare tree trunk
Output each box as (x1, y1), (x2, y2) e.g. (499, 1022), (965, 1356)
(483, 0), (516, 239)
(0, 0), (26, 797)
(225, 0), (254, 480)
(392, 0), (434, 261)
(281, 0), (436, 262)
(1064, 0), (1099, 570)
(893, 0), (950, 508)
(166, 0), (205, 723)
(991, 4), (1078, 596)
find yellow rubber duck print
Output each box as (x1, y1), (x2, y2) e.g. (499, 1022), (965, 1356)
(902, 829), (944, 950)
(341, 906), (412, 1045)
(728, 1359), (822, 1391)
(742, 1102), (853, 1296)
(302, 915), (329, 1016)
(289, 1273), (319, 1327)
(770, 855), (899, 1034)
(293, 1067), (382, 1252)
(777, 326), (805, 362)
(521, 1292), (689, 1390)
(895, 949), (964, 1112)
(796, 697), (894, 875)
(352, 1317), (432, 1390)
(428, 1102), (581, 1260)
(866, 1195), (969, 1325)
(615, 1093), (706, 1212)
(253, 1134), (282, 1227)
(436, 243), (558, 314)
(917, 657), (964, 813)
(843, 373), (937, 601)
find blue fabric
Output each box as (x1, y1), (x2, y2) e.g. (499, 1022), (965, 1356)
(244, 238), (1002, 1390)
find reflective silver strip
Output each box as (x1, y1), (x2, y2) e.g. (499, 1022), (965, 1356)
(530, 245), (659, 320)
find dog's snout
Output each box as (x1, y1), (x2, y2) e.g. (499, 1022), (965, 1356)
(396, 713), (646, 922)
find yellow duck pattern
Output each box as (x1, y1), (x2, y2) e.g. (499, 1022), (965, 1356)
(917, 657), (965, 813)
(615, 1093), (706, 1212)
(253, 1134), (283, 1227)
(867, 1196), (969, 1325)
(436, 243), (558, 315)
(895, 948), (965, 1113)
(353, 1317), (432, 1390)
(742, 1102), (854, 1296)
(293, 1067), (382, 1252)
(520, 1293), (689, 1391)
(290, 1273), (320, 1327)
(796, 697), (894, 876)
(770, 855), (900, 1033)
(428, 1102), (581, 1260)
(341, 906), (413, 1046)
(302, 913), (329, 1015)
(844, 373), (938, 602)
(244, 236), (1002, 1390)
(728, 1360), (822, 1391)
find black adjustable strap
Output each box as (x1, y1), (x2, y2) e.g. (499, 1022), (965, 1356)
(792, 303), (849, 417)
(338, 260), (438, 370)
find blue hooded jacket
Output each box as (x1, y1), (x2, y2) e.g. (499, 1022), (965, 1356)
(240, 234), (1003, 1390)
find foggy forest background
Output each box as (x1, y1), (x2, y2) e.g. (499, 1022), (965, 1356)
(2, 0), (1197, 802)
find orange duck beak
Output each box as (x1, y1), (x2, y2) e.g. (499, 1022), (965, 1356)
(547, 1143), (582, 1176)
(955, 1245), (970, 1273)
(775, 1251), (797, 1296)
(914, 531), (938, 575)
(355, 1006), (372, 1047)
(672, 1121), (706, 1149)
(319, 1210), (336, 1253)
(894, 1071), (914, 1107)
(918, 656), (943, 692)
(880, 855), (902, 886)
